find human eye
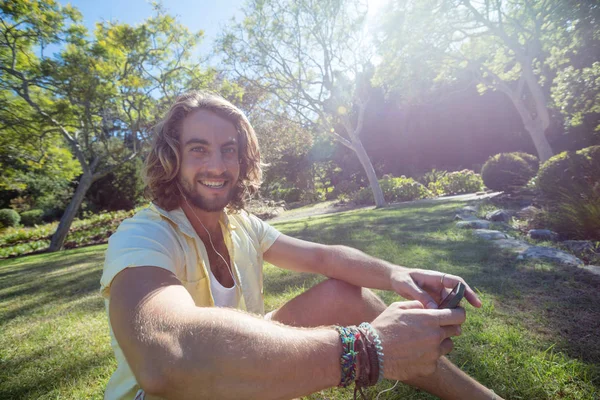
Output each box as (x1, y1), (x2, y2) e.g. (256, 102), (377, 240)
(191, 146), (206, 153)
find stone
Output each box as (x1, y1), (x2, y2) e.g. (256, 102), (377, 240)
(458, 206), (478, 214)
(485, 209), (511, 222)
(473, 229), (511, 240)
(562, 240), (598, 254)
(454, 214), (479, 221)
(517, 246), (583, 267)
(579, 265), (600, 277)
(494, 238), (531, 252)
(456, 220), (491, 229)
(528, 229), (558, 241)
(517, 206), (540, 219)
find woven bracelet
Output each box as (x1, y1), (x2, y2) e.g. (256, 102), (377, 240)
(359, 322), (384, 383)
(334, 325), (360, 388)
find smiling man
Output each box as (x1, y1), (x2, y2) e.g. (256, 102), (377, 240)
(101, 91), (503, 400)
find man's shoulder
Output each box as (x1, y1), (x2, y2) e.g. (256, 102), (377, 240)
(110, 204), (180, 242)
(228, 209), (265, 229)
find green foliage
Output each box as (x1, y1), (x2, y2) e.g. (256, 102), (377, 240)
(545, 187), (600, 241)
(328, 180), (361, 200)
(85, 158), (145, 212)
(419, 169), (447, 187)
(20, 209), (44, 227)
(536, 146), (600, 240)
(481, 153), (539, 192)
(351, 175), (431, 205)
(0, 207), (140, 257)
(428, 169), (484, 196)
(0, 209), (20, 228)
(552, 62), (600, 131)
(537, 146), (600, 204)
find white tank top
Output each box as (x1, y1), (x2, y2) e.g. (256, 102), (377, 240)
(208, 265), (241, 308)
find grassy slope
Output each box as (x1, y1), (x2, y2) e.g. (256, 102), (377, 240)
(1, 200), (599, 399)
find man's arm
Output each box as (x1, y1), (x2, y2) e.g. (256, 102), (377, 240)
(109, 266), (341, 400)
(264, 234), (482, 309)
(264, 234), (395, 290)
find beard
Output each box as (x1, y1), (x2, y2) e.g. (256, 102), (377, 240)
(178, 174), (236, 212)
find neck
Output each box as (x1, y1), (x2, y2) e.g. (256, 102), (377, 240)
(181, 202), (223, 235)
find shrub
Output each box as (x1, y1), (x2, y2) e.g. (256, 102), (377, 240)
(481, 152), (539, 192)
(536, 146), (600, 240)
(278, 188), (302, 203)
(0, 209), (21, 228)
(535, 183), (600, 241)
(351, 176), (431, 205)
(419, 169), (447, 187)
(20, 209), (44, 227)
(428, 169), (484, 196)
(86, 158), (145, 212)
(537, 146), (600, 205)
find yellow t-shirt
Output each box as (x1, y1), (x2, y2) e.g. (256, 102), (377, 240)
(100, 203), (281, 400)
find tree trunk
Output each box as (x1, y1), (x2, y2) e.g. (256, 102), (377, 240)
(352, 139), (385, 207)
(48, 173), (94, 252)
(508, 92), (554, 163)
(524, 120), (554, 163)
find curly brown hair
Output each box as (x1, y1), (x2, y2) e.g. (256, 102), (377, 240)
(143, 91), (262, 212)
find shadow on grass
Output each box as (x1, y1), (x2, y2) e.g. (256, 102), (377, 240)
(0, 248), (105, 325)
(0, 346), (113, 399)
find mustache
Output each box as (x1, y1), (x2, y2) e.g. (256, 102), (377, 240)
(195, 173), (233, 181)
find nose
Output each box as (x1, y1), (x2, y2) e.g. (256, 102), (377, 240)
(205, 151), (227, 176)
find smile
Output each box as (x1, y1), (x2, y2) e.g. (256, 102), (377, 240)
(199, 180), (227, 189)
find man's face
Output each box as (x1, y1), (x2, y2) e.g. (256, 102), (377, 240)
(178, 110), (240, 212)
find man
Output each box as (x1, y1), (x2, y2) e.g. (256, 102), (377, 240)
(101, 91), (502, 400)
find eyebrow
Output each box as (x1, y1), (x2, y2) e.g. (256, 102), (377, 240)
(184, 138), (238, 147)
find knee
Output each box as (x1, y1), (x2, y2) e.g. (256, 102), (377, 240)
(321, 278), (362, 301)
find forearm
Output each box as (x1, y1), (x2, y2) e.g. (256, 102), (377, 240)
(141, 306), (341, 400)
(325, 245), (404, 290)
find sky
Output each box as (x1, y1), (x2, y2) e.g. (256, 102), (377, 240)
(56, 0), (246, 62)
(56, 0), (387, 64)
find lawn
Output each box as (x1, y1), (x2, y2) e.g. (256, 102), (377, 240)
(1, 200), (599, 399)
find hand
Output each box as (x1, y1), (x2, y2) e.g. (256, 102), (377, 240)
(371, 300), (465, 381)
(390, 268), (482, 310)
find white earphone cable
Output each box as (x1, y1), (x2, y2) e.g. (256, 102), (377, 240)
(180, 188), (237, 289)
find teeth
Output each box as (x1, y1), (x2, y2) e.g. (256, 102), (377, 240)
(201, 180), (225, 188)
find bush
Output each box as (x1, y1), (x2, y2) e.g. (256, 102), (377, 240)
(428, 169), (484, 196)
(537, 146), (600, 205)
(0, 209), (21, 228)
(536, 146), (600, 240)
(20, 209), (44, 227)
(481, 152), (539, 192)
(351, 176), (431, 205)
(331, 180), (361, 199)
(85, 158), (145, 212)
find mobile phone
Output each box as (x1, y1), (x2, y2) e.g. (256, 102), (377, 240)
(439, 282), (465, 309)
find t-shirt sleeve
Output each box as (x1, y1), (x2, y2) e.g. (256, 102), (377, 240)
(100, 215), (182, 298)
(246, 212), (281, 253)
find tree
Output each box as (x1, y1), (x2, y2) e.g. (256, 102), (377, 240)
(377, 0), (599, 163)
(218, 0), (386, 206)
(1, 1), (220, 251)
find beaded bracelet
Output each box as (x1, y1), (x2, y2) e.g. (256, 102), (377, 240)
(359, 322), (385, 384)
(333, 325), (360, 387)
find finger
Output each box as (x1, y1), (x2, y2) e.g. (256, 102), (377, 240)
(432, 307), (466, 326)
(441, 325), (462, 340)
(405, 280), (439, 309)
(395, 300), (424, 310)
(441, 274), (482, 308)
(440, 338), (454, 356)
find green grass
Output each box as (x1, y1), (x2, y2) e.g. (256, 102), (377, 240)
(1, 200), (599, 399)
